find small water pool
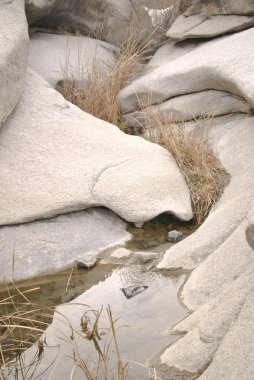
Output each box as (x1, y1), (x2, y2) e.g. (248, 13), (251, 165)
(1, 264), (187, 379)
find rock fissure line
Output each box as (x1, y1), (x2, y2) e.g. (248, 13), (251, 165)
(133, 88), (249, 114)
(90, 158), (132, 197)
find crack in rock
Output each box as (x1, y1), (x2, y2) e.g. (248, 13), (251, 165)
(91, 159), (131, 198)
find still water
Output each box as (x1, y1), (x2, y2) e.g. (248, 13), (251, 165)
(1, 214), (195, 379)
(1, 264), (187, 379)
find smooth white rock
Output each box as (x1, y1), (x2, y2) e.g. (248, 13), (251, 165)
(147, 40), (202, 68)
(0, 69), (192, 226)
(28, 33), (117, 88)
(0, 0), (29, 126)
(199, 293), (254, 380)
(0, 208), (130, 284)
(180, 220), (254, 310)
(161, 327), (215, 373)
(118, 28), (254, 114)
(167, 14), (254, 42)
(167, 13), (206, 40)
(161, 268), (254, 375)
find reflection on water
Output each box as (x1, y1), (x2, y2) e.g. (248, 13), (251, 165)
(0, 265), (116, 369)
(2, 265), (187, 380)
(126, 214), (196, 251)
(0, 264), (117, 306)
(0, 213), (196, 379)
(0, 288), (54, 367)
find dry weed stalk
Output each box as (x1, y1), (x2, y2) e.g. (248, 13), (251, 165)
(0, 289), (130, 380)
(143, 110), (228, 224)
(1, 282), (159, 380)
(69, 306), (129, 380)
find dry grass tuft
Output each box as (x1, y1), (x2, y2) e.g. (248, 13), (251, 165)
(142, 110), (228, 224)
(59, 2), (178, 130)
(60, 26), (153, 130)
(0, 283), (53, 379)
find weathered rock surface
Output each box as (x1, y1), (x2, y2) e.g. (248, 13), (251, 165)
(118, 28), (254, 114)
(0, 0), (29, 126)
(157, 115), (254, 376)
(0, 69), (192, 226)
(0, 208), (130, 283)
(28, 32), (117, 88)
(167, 14), (254, 42)
(25, 0), (131, 45)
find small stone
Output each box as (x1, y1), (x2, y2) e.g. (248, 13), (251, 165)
(121, 285), (148, 299)
(167, 230), (183, 243)
(75, 261), (90, 270)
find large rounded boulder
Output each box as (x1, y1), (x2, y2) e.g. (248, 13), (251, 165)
(0, 0), (29, 127)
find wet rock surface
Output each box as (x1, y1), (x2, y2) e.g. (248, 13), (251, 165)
(0, 208), (130, 283)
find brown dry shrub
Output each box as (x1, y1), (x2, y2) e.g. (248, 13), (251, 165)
(142, 110), (228, 224)
(0, 284), (53, 372)
(59, 26), (154, 130)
